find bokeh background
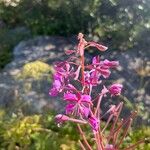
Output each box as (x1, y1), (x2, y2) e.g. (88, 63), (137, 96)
(0, 0), (150, 149)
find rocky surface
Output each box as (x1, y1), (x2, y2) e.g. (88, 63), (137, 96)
(0, 36), (149, 124)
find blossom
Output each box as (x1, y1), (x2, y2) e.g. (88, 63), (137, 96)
(88, 56), (119, 79)
(49, 73), (63, 96)
(49, 61), (75, 96)
(109, 83), (123, 96)
(64, 92), (92, 118)
(54, 61), (74, 79)
(84, 70), (100, 86)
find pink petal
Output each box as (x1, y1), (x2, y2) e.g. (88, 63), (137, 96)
(98, 68), (111, 78)
(74, 66), (81, 80)
(53, 80), (61, 90)
(65, 103), (75, 115)
(103, 59), (119, 68)
(80, 106), (90, 118)
(92, 56), (100, 64)
(64, 93), (78, 101)
(49, 88), (59, 96)
(81, 95), (91, 103)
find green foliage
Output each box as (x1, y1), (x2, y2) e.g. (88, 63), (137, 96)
(0, 0), (149, 69)
(0, 0), (150, 50)
(0, 108), (149, 150)
(123, 127), (150, 150)
(0, 109), (79, 150)
(0, 27), (31, 70)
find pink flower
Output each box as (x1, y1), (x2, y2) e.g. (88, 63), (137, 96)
(84, 71), (100, 86)
(64, 92), (92, 118)
(88, 56), (119, 79)
(49, 61), (75, 96)
(49, 74), (63, 96)
(90, 56), (111, 78)
(88, 115), (99, 131)
(109, 84), (123, 96)
(54, 61), (74, 79)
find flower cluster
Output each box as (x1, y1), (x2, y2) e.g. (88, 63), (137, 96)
(49, 33), (145, 150)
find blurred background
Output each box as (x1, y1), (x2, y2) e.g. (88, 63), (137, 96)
(0, 0), (150, 149)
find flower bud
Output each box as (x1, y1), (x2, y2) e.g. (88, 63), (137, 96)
(109, 84), (123, 96)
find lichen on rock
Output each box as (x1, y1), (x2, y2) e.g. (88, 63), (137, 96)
(17, 60), (53, 80)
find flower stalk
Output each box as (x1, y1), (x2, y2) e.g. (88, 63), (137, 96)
(49, 33), (147, 149)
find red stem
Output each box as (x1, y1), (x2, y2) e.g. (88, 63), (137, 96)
(94, 94), (103, 116)
(79, 140), (86, 150)
(81, 55), (85, 86)
(116, 119), (132, 148)
(77, 124), (93, 150)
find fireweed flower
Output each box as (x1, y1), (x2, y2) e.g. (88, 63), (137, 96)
(86, 56), (119, 79)
(49, 33), (146, 150)
(64, 92), (92, 118)
(84, 70), (100, 86)
(49, 61), (75, 96)
(49, 73), (63, 96)
(54, 61), (74, 80)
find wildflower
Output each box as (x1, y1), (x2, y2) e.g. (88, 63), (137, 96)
(84, 70), (100, 86)
(109, 84), (123, 96)
(49, 33), (144, 150)
(64, 92), (92, 118)
(49, 62), (75, 96)
(54, 61), (74, 79)
(49, 74), (63, 96)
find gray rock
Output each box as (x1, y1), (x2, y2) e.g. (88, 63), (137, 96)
(0, 36), (149, 124)
(1, 36), (75, 113)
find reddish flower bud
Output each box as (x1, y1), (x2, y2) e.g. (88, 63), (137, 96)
(109, 84), (123, 96)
